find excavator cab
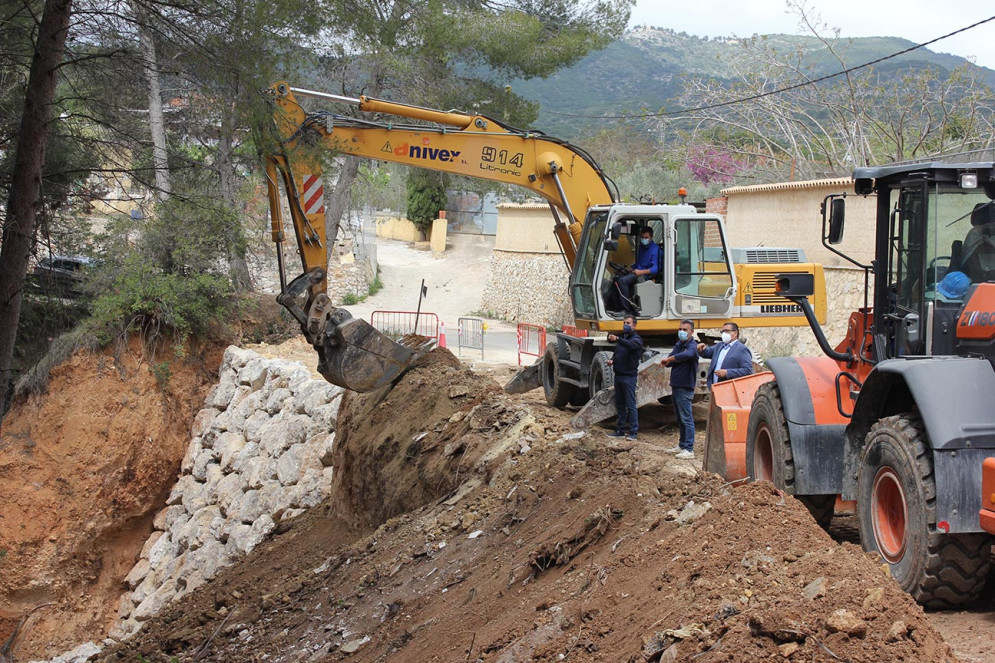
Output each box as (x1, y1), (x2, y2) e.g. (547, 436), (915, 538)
(570, 203), (736, 325)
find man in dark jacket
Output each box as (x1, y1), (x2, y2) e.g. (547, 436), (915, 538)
(661, 319), (699, 459)
(606, 314), (644, 440)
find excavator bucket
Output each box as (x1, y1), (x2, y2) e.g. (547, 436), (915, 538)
(315, 312), (436, 393)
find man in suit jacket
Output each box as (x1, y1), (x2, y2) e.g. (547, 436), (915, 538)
(698, 322), (753, 388)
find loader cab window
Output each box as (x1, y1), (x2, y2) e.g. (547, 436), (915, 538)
(890, 185), (926, 315)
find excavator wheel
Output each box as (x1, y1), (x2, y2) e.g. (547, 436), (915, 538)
(746, 381), (834, 529)
(541, 342), (575, 408)
(589, 351), (615, 400)
(857, 413), (990, 608)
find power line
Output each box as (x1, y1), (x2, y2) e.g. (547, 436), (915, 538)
(544, 14), (995, 120)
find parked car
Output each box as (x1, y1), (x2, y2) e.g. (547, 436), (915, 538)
(32, 255), (92, 294)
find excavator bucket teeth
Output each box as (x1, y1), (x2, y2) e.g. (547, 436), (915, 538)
(317, 317), (435, 392)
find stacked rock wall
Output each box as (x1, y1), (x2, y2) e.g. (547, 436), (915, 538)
(480, 251), (574, 328)
(110, 347), (343, 640)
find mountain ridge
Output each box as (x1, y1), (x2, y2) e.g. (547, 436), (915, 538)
(513, 26), (995, 138)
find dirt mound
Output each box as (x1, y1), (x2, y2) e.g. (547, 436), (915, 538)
(0, 337), (223, 660)
(95, 353), (956, 663)
(332, 348), (517, 529)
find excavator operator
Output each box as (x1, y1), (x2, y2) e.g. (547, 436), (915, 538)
(607, 226), (662, 316)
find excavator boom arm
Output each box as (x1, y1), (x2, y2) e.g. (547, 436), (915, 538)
(261, 81), (614, 392)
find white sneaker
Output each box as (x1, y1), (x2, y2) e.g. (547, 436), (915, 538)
(664, 446), (682, 454)
(675, 449), (695, 460)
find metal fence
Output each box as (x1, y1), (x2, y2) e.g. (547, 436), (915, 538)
(457, 317), (485, 358)
(516, 322), (547, 366)
(370, 310), (440, 340)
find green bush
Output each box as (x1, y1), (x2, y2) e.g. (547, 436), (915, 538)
(84, 190), (240, 353)
(406, 170), (447, 233)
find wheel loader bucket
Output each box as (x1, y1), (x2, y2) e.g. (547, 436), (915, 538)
(317, 315), (436, 393)
(702, 372), (774, 481)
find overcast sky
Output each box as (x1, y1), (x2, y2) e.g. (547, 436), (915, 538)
(630, 1), (995, 70)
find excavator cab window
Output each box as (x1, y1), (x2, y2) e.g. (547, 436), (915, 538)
(570, 210), (610, 318)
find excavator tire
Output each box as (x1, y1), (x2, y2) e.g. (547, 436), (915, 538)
(589, 351), (615, 400)
(746, 381), (834, 529)
(541, 342), (575, 408)
(857, 413), (990, 608)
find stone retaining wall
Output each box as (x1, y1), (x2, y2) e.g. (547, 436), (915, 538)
(480, 251), (574, 328)
(109, 347), (343, 641)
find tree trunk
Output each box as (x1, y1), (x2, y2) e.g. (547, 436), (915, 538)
(217, 101), (252, 291)
(131, 0), (171, 200)
(0, 0), (73, 420)
(325, 157), (360, 252)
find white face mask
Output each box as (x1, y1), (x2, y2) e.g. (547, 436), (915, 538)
(721, 332), (732, 344)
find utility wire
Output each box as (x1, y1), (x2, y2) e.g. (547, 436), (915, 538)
(544, 14), (995, 120)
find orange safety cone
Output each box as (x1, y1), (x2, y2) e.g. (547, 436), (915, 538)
(438, 321), (447, 348)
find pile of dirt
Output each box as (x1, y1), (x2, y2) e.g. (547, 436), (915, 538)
(332, 349), (522, 529)
(95, 347), (956, 663)
(0, 337), (224, 660)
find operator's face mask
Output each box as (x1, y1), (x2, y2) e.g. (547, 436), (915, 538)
(640, 237), (651, 246)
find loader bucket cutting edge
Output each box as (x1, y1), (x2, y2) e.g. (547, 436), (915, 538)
(317, 317), (435, 392)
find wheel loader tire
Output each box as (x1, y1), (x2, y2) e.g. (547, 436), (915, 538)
(541, 342), (575, 408)
(589, 351), (615, 400)
(857, 413), (990, 608)
(746, 381), (834, 529)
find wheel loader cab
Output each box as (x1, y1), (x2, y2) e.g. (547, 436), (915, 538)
(862, 167), (995, 358)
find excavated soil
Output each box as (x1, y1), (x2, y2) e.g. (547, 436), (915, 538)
(0, 337), (223, 660)
(89, 347), (960, 663)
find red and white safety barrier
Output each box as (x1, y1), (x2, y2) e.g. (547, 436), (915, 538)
(516, 322), (547, 366)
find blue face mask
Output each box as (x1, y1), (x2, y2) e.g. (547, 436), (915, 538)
(623, 323), (632, 333)
(640, 237), (651, 246)
(678, 330), (689, 342)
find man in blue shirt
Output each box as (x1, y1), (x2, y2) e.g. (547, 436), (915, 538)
(605, 314), (644, 441)
(609, 227), (662, 315)
(698, 322), (753, 388)
(661, 319), (699, 459)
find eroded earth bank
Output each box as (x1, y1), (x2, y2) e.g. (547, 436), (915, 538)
(1, 343), (987, 662)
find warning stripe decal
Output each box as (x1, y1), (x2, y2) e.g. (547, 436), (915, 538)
(301, 174), (325, 216)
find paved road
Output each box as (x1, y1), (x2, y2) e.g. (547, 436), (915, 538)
(346, 234), (526, 366)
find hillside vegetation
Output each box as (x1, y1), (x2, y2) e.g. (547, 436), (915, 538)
(515, 27), (995, 137)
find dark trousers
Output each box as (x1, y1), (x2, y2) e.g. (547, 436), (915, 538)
(671, 386), (695, 450)
(614, 373), (638, 434)
(614, 273), (644, 312)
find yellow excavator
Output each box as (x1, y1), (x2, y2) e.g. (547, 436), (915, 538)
(262, 81), (827, 411)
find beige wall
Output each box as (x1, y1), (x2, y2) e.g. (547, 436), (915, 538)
(493, 203), (560, 254)
(375, 215), (420, 242)
(721, 180), (877, 268)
